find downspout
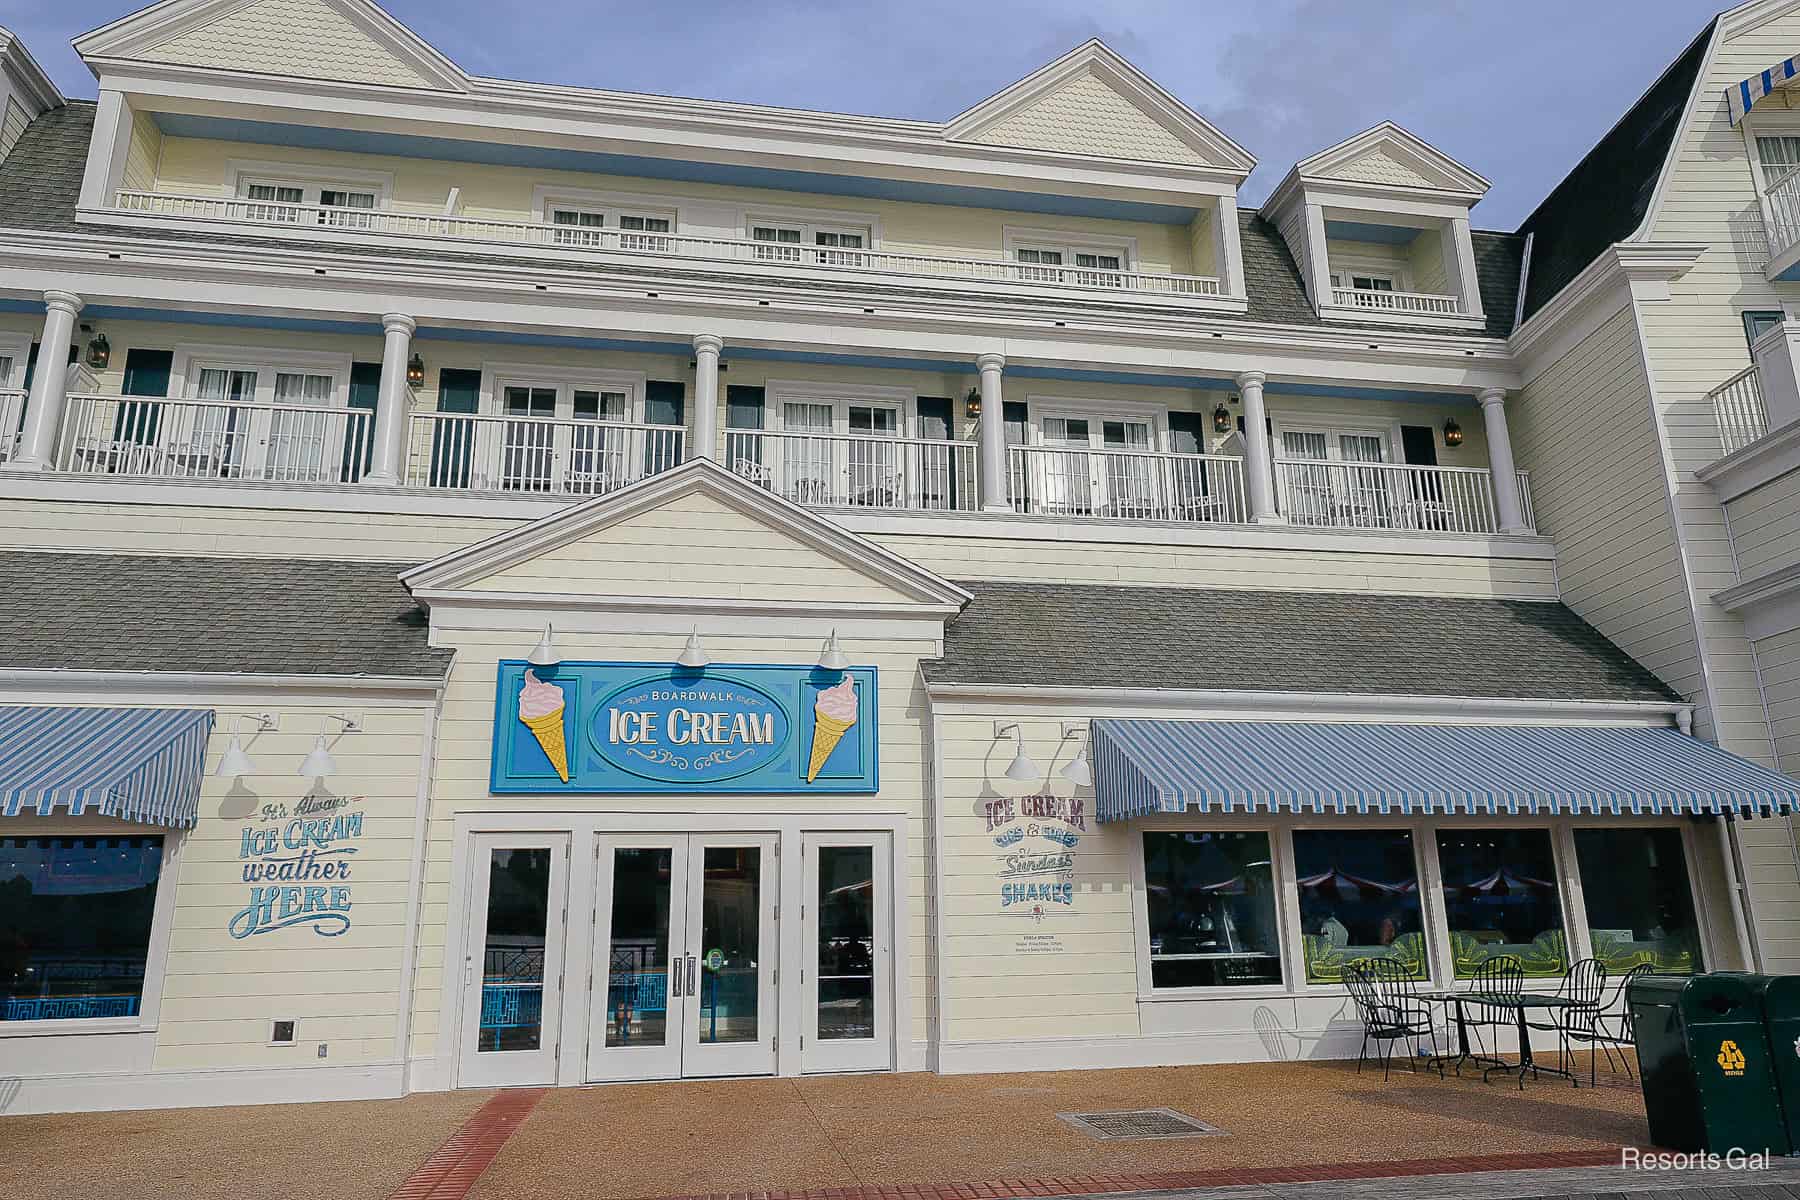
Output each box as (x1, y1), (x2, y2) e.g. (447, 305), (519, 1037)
(1718, 813), (1763, 973)
(394, 684), (444, 1093)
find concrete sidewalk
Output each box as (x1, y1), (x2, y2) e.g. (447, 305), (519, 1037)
(1097, 1158), (1800, 1200)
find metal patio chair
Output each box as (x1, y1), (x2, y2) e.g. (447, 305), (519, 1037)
(1525, 956), (1606, 1083)
(1464, 955), (1526, 1084)
(1565, 962), (1654, 1085)
(1344, 959), (1434, 1080)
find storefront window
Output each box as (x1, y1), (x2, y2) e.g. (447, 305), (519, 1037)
(1436, 829), (1568, 979)
(1573, 827), (1702, 975)
(1142, 831), (1282, 988)
(1293, 829), (1427, 982)
(0, 836), (164, 1022)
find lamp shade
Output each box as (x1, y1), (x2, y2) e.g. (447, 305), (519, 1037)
(817, 629), (850, 672)
(1004, 745), (1042, 783)
(1061, 747), (1094, 788)
(297, 733), (339, 780)
(215, 735), (257, 779)
(526, 624), (560, 668)
(676, 627), (710, 669)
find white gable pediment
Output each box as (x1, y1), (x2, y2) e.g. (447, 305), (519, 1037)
(1299, 122), (1489, 198)
(946, 41), (1255, 175)
(403, 460), (972, 617)
(74, 0), (467, 91)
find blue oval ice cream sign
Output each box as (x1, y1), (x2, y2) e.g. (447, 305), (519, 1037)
(491, 661), (879, 794)
(594, 674), (792, 783)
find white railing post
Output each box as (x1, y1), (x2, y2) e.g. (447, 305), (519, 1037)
(692, 334), (723, 462)
(976, 353), (1010, 512)
(3, 290), (84, 473)
(1236, 370), (1282, 523)
(364, 313), (416, 486)
(1478, 387), (1530, 535)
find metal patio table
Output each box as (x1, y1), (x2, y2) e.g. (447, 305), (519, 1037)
(1416, 989), (1581, 1087)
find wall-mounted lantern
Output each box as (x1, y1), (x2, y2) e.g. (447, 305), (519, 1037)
(965, 386), (982, 420)
(1442, 417), (1464, 448)
(406, 352), (426, 389)
(85, 332), (110, 370)
(1213, 404), (1232, 434)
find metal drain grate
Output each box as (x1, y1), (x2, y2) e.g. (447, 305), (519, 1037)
(1056, 1108), (1225, 1141)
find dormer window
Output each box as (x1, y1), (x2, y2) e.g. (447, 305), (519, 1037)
(750, 219), (869, 266)
(234, 169), (385, 229)
(1006, 230), (1133, 287)
(548, 205), (674, 251)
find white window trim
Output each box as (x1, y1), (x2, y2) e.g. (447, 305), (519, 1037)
(1003, 225), (1138, 270)
(1326, 253), (1411, 294)
(225, 158), (393, 207)
(1023, 394), (1169, 450)
(741, 205), (882, 248)
(479, 361), (648, 422)
(1741, 112), (1800, 196)
(1127, 813), (1709, 1003)
(767, 378), (915, 436)
(0, 332), (31, 390)
(530, 187), (679, 235)
(169, 344), (353, 407)
(1269, 417), (1395, 463)
(0, 819), (183, 1039)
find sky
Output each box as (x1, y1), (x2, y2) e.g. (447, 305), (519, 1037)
(0, 0), (1731, 230)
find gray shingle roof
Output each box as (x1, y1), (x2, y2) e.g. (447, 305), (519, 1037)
(923, 581), (1679, 703)
(0, 103), (1519, 338)
(0, 552), (449, 678)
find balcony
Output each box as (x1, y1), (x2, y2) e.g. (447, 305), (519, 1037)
(25, 395), (1538, 537)
(1328, 286), (1463, 317)
(1762, 173), (1800, 279)
(0, 389), (24, 464)
(1708, 365), (1769, 456)
(109, 191), (1225, 301)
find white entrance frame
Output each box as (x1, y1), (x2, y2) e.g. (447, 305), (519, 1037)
(436, 807), (910, 1090)
(799, 830), (895, 1074)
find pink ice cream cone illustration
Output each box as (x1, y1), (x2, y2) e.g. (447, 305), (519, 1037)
(517, 670), (569, 783)
(807, 676), (858, 783)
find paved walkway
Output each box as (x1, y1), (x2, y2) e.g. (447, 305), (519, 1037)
(1102, 1158), (1800, 1200)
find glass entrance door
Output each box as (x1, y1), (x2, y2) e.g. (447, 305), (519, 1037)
(459, 835), (569, 1088)
(588, 833), (779, 1081)
(800, 833), (892, 1073)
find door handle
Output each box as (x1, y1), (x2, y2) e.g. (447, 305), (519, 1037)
(687, 954), (698, 996)
(670, 956), (682, 998)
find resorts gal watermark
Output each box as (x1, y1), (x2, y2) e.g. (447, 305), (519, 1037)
(1621, 1148), (1772, 1171)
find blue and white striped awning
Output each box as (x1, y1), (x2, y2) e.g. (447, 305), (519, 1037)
(0, 707), (215, 829)
(1729, 55), (1800, 125)
(1091, 719), (1800, 822)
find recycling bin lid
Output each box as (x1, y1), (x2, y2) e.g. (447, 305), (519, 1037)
(1750, 974), (1800, 1007)
(1675, 972), (1760, 1018)
(1629, 973), (1691, 1005)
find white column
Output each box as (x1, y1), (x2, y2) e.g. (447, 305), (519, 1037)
(1446, 215), (1484, 320)
(691, 334), (723, 462)
(1236, 370), (1281, 523)
(1212, 193), (1247, 299)
(976, 352), (1010, 512)
(1302, 202), (1333, 307)
(76, 91), (133, 212)
(4, 290), (83, 473)
(1478, 387), (1529, 534)
(363, 313), (416, 487)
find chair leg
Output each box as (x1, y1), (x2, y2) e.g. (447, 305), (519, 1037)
(1356, 1031), (1367, 1075)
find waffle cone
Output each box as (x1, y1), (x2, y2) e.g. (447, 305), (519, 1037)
(521, 708), (569, 782)
(806, 713), (854, 783)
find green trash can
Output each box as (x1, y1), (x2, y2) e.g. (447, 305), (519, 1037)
(1752, 975), (1800, 1154)
(1629, 973), (1789, 1155)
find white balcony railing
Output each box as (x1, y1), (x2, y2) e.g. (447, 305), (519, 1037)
(1007, 445), (1249, 523)
(403, 410), (686, 495)
(1764, 172), (1800, 263)
(1273, 459), (1533, 535)
(1329, 287), (1462, 316)
(111, 191), (1224, 299)
(1708, 364), (1769, 456)
(55, 393), (375, 484)
(0, 389), (25, 464)
(723, 429), (979, 512)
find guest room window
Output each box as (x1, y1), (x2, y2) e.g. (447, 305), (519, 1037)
(1435, 829), (1568, 979)
(1142, 831), (1283, 988)
(1573, 827), (1702, 975)
(549, 206), (674, 250)
(750, 219), (869, 265)
(239, 178), (377, 227)
(1, 836), (165, 1023)
(1292, 828), (1427, 983)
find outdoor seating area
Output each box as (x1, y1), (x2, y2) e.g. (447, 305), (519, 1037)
(1343, 954), (1647, 1089)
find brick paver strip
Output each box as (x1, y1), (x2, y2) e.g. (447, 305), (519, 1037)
(388, 1087), (547, 1200)
(655, 1148), (1630, 1200)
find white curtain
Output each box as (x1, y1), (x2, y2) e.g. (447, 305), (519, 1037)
(782, 402), (834, 504)
(190, 368), (256, 474)
(269, 372), (332, 481)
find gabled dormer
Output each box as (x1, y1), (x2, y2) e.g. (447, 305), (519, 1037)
(0, 25), (63, 164)
(1260, 122), (1490, 330)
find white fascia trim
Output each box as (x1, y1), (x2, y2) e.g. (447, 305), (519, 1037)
(1314, 305), (1488, 333)
(1695, 417), (1800, 501)
(414, 587), (962, 624)
(922, 682), (1691, 727)
(1288, 122), (1491, 198)
(1716, 560), (1800, 639)
(1636, 13), (1730, 241)
(1508, 242), (1706, 365)
(0, 29), (65, 112)
(0, 669), (445, 704)
(4, 230), (1518, 386)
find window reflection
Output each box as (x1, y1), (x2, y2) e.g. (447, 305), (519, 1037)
(1292, 829), (1427, 982)
(1436, 829), (1567, 978)
(1142, 831), (1282, 988)
(1574, 828), (1701, 975)
(817, 845), (876, 1039)
(0, 836), (163, 1022)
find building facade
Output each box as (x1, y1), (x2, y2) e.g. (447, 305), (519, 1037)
(0, 0), (1797, 1115)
